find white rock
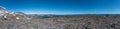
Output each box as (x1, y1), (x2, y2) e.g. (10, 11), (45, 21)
(16, 17), (20, 20)
(4, 15), (7, 18)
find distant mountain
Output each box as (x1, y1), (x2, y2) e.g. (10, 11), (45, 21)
(0, 6), (30, 20)
(27, 14), (61, 19)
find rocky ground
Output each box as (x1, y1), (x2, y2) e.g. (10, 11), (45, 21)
(0, 7), (120, 29)
(1, 14), (120, 29)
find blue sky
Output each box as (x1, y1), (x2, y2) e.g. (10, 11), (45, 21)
(0, 0), (120, 14)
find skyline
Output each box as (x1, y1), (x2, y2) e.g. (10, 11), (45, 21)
(0, 0), (120, 15)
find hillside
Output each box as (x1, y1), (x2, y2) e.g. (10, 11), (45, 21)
(0, 7), (120, 29)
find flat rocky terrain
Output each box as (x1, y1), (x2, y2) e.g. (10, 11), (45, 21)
(0, 7), (120, 29)
(0, 14), (120, 29)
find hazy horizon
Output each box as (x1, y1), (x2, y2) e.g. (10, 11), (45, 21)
(0, 0), (120, 15)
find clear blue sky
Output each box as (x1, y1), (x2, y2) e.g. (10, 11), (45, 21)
(0, 0), (120, 14)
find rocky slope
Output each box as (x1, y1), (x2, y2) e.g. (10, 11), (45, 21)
(0, 7), (120, 29)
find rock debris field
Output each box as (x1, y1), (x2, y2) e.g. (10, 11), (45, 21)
(0, 7), (120, 29)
